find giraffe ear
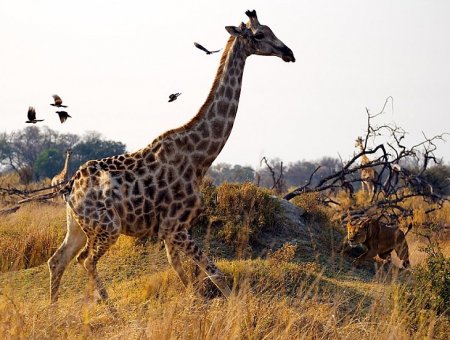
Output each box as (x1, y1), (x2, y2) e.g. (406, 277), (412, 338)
(225, 25), (242, 37)
(226, 23), (251, 37)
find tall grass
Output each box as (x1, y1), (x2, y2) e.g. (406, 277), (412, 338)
(0, 203), (65, 272)
(1, 258), (448, 339)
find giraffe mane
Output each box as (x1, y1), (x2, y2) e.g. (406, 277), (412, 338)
(150, 35), (236, 144)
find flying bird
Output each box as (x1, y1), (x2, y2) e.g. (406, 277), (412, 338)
(168, 93), (181, 102)
(56, 111), (72, 123)
(51, 94), (68, 108)
(194, 42), (221, 55)
(25, 106), (44, 124)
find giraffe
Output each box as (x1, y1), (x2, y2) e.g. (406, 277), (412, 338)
(48, 10), (295, 304)
(51, 148), (72, 198)
(355, 136), (378, 195)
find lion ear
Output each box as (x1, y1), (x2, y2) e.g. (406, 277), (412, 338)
(361, 219), (371, 229)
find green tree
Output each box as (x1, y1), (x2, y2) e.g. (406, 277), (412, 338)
(71, 131), (126, 170)
(0, 127), (125, 183)
(207, 163), (255, 185)
(34, 148), (64, 180)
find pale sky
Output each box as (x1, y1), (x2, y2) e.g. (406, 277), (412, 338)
(1, 0), (449, 169)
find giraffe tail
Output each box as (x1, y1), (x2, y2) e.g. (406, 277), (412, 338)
(18, 191), (60, 204)
(17, 179), (73, 204)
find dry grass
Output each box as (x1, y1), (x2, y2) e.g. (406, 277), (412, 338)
(1, 254), (448, 339)
(0, 203), (65, 272)
(0, 180), (448, 339)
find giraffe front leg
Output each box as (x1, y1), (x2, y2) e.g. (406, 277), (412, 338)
(362, 181), (367, 194)
(164, 238), (210, 297)
(170, 230), (231, 299)
(80, 208), (121, 317)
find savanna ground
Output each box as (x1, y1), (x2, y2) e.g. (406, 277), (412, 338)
(0, 173), (449, 339)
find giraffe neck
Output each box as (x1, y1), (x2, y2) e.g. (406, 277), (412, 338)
(62, 153), (71, 180)
(144, 36), (249, 179)
(186, 36), (248, 173)
(358, 145), (370, 165)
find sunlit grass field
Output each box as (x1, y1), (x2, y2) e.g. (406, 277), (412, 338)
(0, 174), (448, 339)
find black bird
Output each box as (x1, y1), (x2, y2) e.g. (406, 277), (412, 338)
(194, 42), (221, 55)
(25, 106), (44, 124)
(168, 93), (181, 102)
(56, 111), (72, 123)
(51, 94), (68, 108)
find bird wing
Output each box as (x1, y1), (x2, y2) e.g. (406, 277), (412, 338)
(52, 94), (63, 106)
(27, 106), (36, 121)
(56, 111), (71, 123)
(194, 42), (210, 54)
(57, 112), (65, 123)
(209, 49), (221, 54)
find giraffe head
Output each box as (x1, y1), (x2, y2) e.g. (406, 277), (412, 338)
(225, 10), (295, 63)
(65, 148), (73, 160)
(355, 136), (364, 149)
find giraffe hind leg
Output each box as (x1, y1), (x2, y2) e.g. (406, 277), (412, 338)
(170, 230), (231, 298)
(48, 209), (86, 303)
(164, 240), (190, 287)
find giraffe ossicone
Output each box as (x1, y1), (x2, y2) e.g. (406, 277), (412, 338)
(48, 9), (295, 304)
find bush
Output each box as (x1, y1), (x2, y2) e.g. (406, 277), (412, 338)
(398, 239), (449, 328)
(290, 192), (329, 222)
(267, 243), (297, 264)
(414, 242), (450, 315)
(194, 181), (280, 258)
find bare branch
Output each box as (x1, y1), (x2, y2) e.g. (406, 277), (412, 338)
(284, 96), (448, 229)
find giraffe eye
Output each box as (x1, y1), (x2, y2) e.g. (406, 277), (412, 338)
(254, 32), (265, 40)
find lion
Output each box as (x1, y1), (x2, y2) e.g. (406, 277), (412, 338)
(345, 217), (412, 268)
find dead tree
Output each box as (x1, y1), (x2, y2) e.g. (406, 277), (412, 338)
(260, 157), (285, 195)
(284, 97), (449, 227)
(0, 180), (68, 215)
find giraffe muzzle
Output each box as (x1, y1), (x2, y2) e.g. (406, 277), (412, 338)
(281, 47), (295, 62)
(282, 55), (295, 62)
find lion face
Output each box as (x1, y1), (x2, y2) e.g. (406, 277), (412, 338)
(346, 220), (368, 247)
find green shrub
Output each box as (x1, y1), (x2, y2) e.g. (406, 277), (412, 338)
(414, 242), (450, 315)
